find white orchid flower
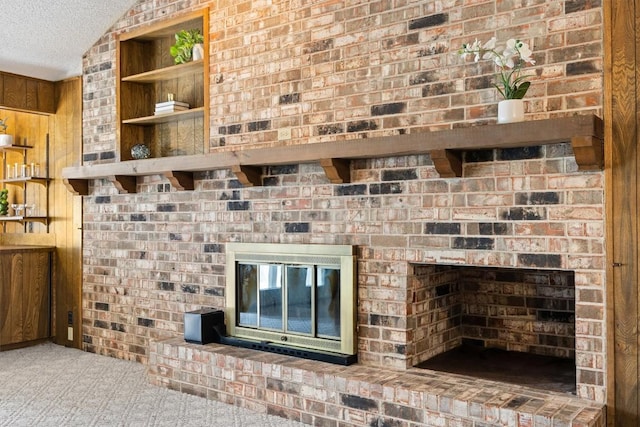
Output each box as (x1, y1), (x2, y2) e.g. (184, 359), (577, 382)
(457, 35), (536, 100)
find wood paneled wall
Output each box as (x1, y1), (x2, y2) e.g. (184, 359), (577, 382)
(50, 78), (83, 348)
(606, 0), (640, 425)
(0, 77), (82, 349)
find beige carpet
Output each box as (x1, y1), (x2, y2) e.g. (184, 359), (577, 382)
(0, 342), (310, 426)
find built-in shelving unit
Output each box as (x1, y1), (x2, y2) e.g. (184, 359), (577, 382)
(117, 9), (209, 161)
(0, 140), (50, 230)
(62, 114), (604, 196)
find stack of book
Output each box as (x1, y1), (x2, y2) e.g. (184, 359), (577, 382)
(154, 100), (190, 115)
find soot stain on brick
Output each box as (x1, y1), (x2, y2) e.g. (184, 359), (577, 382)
(565, 0), (601, 14)
(269, 164), (298, 175)
(181, 285), (199, 294)
(347, 120), (378, 132)
(94, 196), (111, 204)
(158, 282), (175, 291)
(409, 13), (448, 30)
(157, 204), (176, 212)
(422, 81), (456, 97)
(516, 192), (561, 205)
(285, 222), (310, 233)
(227, 201), (251, 211)
(83, 153), (98, 162)
(369, 183), (403, 195)
(317, 124), (344, 135)
(336, 184), (367, 196)
(382, 169), (417, 181)
(453, 237), (494, 250)
(204, 287), (224, 297)
(502, 207), (546, 221)
(425, 223), (461, 235)
(478, 222), (510, 235)
(409, 71), (437, 85)
(95, 302), (109, 311)
(566, 60), (600, 76)
(341, 394), (378, 411)
(279, 93), (300, 104)
(99, 151), (115, 160)
(519, 254), (562, 269)
(204, 244), (222, 253)
(371, 102), (406, 116)
(137, 318), (155, 327)
(465, 149), (494, 163)
(498, 146), (542, 160)
(247, 120), (271, 132)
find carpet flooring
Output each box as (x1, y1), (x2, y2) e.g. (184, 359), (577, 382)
(0, 342), (310, 426)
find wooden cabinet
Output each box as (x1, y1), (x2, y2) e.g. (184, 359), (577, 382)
(0, 141), (50, 231)
(0, 246), (53, 348)
(117, 9), (209, 161)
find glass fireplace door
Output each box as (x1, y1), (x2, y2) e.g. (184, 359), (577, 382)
(236, 262), (341, 339)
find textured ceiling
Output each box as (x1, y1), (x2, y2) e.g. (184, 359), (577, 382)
(0, 0), (138, 81)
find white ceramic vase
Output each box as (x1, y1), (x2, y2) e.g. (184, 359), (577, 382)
(0, 134), (14, 147)
(192, 43), (204, 61)
(497, 99), (525, 124)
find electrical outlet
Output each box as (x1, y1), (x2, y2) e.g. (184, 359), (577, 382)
(67, 327), (73, 341)
(277, 128), (292, 141)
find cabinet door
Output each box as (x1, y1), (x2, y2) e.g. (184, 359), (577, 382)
(0, 251), (50, 346)
(21, 251), (50, 341)
(0, 252), (24, 345)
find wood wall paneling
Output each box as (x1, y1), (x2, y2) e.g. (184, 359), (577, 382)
(50, 77), (83, 349)
(607, 0), (640, 425)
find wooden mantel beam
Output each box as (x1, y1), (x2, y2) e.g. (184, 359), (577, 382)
(61, 114), (605, 194)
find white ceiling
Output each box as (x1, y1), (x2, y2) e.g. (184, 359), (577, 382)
(0, 0), (139, 81)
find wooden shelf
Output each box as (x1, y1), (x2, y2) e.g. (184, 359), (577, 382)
(0, 144), (34, 153)
(122, 107), (204, 125)
(0, 216), (48, 225)
(1, 177), (48, 185)
(62, 114), (604, 196)
(122, 60), (204, 83)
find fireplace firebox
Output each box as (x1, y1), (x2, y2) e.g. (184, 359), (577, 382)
(224, 243), (357, 364)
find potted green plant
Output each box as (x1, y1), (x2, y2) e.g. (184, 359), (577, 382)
(0, 189), (8, 216)
(170, 29), (204, 64)
(0, 118), (13, 146)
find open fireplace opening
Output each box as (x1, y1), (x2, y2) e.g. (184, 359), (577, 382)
(224, 243), (357, 365)
(411, 264), (576, 394)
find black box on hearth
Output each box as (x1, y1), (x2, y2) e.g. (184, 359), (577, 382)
(184, 308), (225, 344)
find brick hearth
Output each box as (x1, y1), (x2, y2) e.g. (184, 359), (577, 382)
(149, 338), (605, 426)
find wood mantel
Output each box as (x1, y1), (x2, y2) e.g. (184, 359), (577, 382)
(62, 114), (604, 195)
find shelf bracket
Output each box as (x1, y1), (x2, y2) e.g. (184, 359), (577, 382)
(571, 135), (604, 171)
(231, 165), (262, 187)
(63, 178), (89, 196)
(429, 149), (463, 178)
(108, 175), (137, 194)
(163, 171), (194, 191)
(320, 158), (351, 184)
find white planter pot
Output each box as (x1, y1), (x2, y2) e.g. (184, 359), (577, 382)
(497, 99), (525, 124)
(192, 43), (204, 61)
(0, 134), (14, 147)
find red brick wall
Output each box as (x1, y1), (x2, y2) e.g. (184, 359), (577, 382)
(80, 0), (606, 403)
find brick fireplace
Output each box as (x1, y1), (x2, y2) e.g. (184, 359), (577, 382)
(79, 0), (606, 425)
